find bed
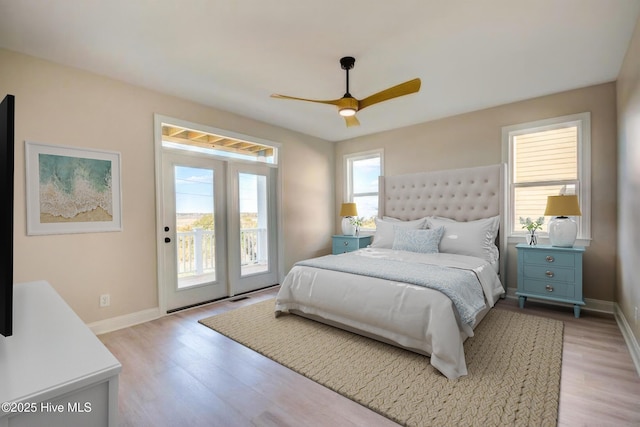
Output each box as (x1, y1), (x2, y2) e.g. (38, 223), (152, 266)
(274, 164), (507, 379)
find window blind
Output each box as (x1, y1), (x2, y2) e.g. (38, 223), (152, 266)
(514, 127), (577, 184)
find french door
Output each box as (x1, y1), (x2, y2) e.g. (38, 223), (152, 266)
(227, 162), (278, 295)
(160, 151), (278, 312)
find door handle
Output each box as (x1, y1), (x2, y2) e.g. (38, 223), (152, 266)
(164, 237), (171, 243)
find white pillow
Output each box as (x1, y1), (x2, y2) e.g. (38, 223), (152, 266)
(382, 216), (406, 222)
(371, 217), (428, 249)
(382, 216), (429, 223)
(392, 226), (444, 254)
(427, 216), (500, 263)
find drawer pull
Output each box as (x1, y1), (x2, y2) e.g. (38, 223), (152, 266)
(545, 270), (554, 278)
(343, 241), (349, 246)
(545, 255), (555, 263)
(545, 284), (554, 292)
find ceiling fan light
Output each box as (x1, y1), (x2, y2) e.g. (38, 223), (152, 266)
(338, 96), (358, 117)
(339, 107), (357, 117)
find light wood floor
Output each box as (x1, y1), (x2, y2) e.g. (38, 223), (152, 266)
(99, 287), (640, 427)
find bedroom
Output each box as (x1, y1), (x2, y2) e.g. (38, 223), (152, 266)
(0, 1), (639, 426)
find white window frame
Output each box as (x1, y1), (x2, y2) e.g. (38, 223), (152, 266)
(502, 112), (591, 246)
(343, 149), (384, 231)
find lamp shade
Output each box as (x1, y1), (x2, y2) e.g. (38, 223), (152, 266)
(339, 202), (358, 217)
(544, 195), (581, 217)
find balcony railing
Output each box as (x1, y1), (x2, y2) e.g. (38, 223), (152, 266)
(176, 228), (266, 277)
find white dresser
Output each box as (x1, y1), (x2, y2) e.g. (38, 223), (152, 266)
(0, 281), (121, 427)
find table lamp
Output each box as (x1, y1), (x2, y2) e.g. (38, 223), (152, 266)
(544, 195), (581, 247)
(339, 202), (358, 236)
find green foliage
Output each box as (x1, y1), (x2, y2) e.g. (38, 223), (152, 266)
(361, 216), (376, 229)
(177, 213), (258, 233)
(241, 213), (258, 229)
(520, 216), (544, 233)
(192, 214), (215, 230)
(349, 216), (364, 227)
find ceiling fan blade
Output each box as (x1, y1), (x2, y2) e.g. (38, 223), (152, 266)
(358, 78), (421, 111)
(344, 115), (360, 127)
(270, 94), (341, 106)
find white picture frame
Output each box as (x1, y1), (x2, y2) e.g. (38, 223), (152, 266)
(25, 141), (122, 235)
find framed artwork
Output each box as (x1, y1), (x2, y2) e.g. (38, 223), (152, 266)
(25, 141), (122, 235)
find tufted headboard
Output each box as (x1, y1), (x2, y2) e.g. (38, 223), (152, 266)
(378, 164), (507, 285)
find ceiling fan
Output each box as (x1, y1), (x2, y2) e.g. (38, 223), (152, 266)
(271, 56), (421, 127)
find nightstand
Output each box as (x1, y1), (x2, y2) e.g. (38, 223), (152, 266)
(332, 235), (372, 254)
(516, 243), (585, 318)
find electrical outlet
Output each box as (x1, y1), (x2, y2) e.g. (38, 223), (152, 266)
(99, 294), (110, 308)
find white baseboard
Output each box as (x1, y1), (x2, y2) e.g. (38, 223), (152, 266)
(88, 307), (163, 335)
(87, 285), (281, 336)
(614, 303), (640, 377)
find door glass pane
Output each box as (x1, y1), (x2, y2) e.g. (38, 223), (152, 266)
(175, 166), (216, 289)
(239, 173), (268, 276)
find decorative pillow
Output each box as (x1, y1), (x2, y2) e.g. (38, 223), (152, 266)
(370, 217), (428, 249)
(427, 216), (500, 263)
(392, 226), (444, 254)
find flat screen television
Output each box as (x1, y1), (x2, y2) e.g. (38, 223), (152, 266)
(0, 94), (15, 337)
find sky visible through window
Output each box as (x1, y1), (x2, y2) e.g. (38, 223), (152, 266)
(175, 166), (257, 213)
(352, 156), (380, 222)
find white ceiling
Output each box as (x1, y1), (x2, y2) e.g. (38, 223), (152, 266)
(1, 1), (639, 142)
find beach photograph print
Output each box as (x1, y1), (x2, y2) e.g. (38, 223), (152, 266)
(26, 141), (122, 235)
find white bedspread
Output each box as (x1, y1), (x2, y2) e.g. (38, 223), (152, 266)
(274, 248), (504, 379)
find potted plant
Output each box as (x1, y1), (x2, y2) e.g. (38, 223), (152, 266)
(349, 216), (364, 236)
(519, 216), (544, 245)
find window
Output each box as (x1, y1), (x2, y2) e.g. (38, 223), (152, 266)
(344, 149), (383, 230)
(502, 112), (591, 243)
(161, 122), (278, 164)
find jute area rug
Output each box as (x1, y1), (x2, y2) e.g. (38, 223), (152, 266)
(199, 299), (563, 427)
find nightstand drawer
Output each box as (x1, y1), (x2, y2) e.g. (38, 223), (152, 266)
(522, 278), (575, 298)
(523, 251), (575, 268)
(332, 235), (372, 254)
(523, 264), (575, 283)
(333, 238), (357, 253)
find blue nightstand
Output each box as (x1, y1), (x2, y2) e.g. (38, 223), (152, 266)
(516, 243), (585, 318)
(332, 235), (372, 254)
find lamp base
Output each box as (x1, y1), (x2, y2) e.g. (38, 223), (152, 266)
(548, 216), (577, 247)
(341, 217), (356, 236)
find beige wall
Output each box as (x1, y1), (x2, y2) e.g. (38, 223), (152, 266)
(1, 49), (334, 323)
(336, 83), (618, 302)
(2, 41), (629, 327)
(617, 15), (640, 345)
